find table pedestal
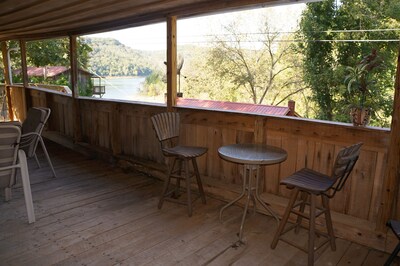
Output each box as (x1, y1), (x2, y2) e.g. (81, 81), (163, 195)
(219, 164), (279, 242)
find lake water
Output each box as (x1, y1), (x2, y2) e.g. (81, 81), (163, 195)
(98, 77), (145, 101)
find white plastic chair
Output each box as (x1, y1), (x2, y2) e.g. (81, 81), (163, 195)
(0, 123), (35, 223)
(20, 107), (56, 178)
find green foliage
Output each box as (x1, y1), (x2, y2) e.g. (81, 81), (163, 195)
(79, 78), (93, 97)
(188, 17), (307, 106)
(25, 37), (91, 68)
(344, 50), (384, 108)
(298, 0), (400, 127)
(298, 0), (337, 120)
(141, 71), (165, 97)
(5, 38), (92, 96)
(83, 37), (154, 77)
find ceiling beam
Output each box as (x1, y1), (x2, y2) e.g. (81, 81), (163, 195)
(0, 0), (320, 41)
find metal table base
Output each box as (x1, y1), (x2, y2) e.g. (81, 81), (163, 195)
(219, 164), (280, 242)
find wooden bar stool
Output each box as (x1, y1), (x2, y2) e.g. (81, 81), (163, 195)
(385, 220), (400, 266)
(151, 112), (207, 217)
(271, 143), (362, 266)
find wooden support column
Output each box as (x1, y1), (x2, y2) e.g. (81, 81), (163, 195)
(254, 117), (267, 144)
(1, 41), (13, 121)
(19, 40), (28, 119)
(111, 103), (121, 156)
(254, 117), (267, 192)
(166, 16), (177, 112)
(70, 35), (82, 142)
(378, 44), (400, 231)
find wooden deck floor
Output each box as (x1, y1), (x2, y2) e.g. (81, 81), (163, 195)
(0, 141), (398, 266)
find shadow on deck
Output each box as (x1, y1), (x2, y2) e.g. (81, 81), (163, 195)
(0, 140), (397, 265)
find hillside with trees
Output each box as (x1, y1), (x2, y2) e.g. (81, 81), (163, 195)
(83, 37), (157, 77)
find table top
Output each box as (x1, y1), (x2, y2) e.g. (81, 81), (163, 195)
(218, 143), (287, 165)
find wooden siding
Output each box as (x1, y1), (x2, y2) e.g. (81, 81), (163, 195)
(19, 87), (394, 252)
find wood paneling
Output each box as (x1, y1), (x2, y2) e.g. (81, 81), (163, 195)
(25, 89), (394, 251)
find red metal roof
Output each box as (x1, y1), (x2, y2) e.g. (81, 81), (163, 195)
(176, 98), (295, 116)
(23, 66), (68, 77)
(14, 66), (93, 77)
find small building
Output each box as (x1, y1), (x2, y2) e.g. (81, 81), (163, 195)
(14, 66), (93, 85)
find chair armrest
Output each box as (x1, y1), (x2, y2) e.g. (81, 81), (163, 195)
(0, 121), (22, 127)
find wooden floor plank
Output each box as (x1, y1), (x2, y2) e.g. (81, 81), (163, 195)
(337, 242), (370, 265)
(0, 141), (396, 266)
(1, 184), (159, 262)
(362, 249), (394, 266)
(315, 238), (351, 266)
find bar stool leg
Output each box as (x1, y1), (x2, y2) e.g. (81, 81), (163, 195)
(192, 158), (206, 204)
(271, 188), (300, 249)
(322, 194), (336, 250)
(184, 159), (193, 217)
(295, 191), (308, 233)
(174, 159), (182, 198)
(385, 243), (400, 266)
(308, 194), (317, 266)
(158, 157), (176, 209)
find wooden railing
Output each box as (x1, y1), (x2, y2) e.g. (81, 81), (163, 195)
(14, 86), (396, 252)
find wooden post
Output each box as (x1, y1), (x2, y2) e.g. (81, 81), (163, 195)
(111, 103), (121, 156)
(254, 117), (267, 144)
(377, 44), (400, 231)
(254, 117), (267, 193)
(1, 41), (13, 121)
(69, 35), (82, 142)
(166, 16), (177, 112)
(19, 40), (28, 119)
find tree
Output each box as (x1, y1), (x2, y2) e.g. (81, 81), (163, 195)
(7, 37), (92, 82)
(206, 18), (305, 105)
(141, 70), (165, 97)
(298, 0), (400, 126)
(24, 37), (92, 68)
(298, 0), (337, 121)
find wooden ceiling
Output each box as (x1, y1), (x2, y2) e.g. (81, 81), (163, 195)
(0, 0), (319, 41)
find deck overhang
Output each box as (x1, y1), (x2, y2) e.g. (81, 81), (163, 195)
(1, 0), (321, 41)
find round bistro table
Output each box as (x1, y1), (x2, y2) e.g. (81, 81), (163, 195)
(218, 143), (287, 242)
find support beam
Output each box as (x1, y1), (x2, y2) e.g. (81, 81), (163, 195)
(69, 35), (82, 142)
(19, 40), (28, 119)
(70, 36), (79, 99)
(1, 41), (13, 121)
(166, 16), (177, 111)
(378, 44), (400, 231)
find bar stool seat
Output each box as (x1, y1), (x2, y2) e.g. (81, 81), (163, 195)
(163, 146), (207, 159)
(282, 168), (334, 193)
(271, 143), (363, 266)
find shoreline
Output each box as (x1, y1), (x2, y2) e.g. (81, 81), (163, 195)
(103, 76), (146, 79)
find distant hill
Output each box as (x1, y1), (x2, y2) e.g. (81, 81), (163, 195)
(83, 37), (163, 77)
(82, 37), (208, 78)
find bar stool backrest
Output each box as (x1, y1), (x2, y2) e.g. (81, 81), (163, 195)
(151, 112), (180, 150)
(328, 142), (363, 197)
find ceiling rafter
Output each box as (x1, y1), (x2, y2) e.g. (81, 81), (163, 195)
(0, 0), (319, 41)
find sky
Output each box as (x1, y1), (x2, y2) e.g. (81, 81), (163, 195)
(87, 3), (305, 51)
